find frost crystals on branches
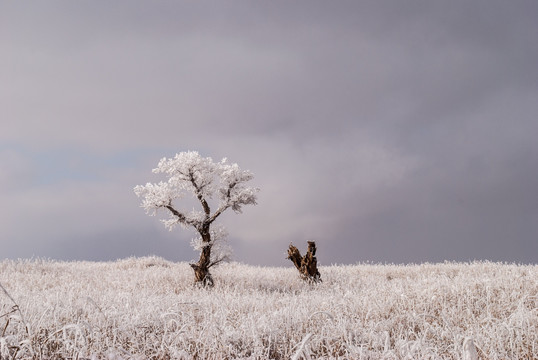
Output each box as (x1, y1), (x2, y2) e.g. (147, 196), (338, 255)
(134, 151), (258, 286)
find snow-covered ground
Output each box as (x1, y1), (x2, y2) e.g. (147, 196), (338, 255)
(0, 257), (536, 359)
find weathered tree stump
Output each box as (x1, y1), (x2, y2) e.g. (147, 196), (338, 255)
(287, 241), (321, 283)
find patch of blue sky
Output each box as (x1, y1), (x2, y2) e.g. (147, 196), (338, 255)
(1, 141), (213, 187)
(34, 148), (109, 185)
(0, 142), (173, 186)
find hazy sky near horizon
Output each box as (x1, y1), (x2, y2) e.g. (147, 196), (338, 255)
(2, 1), (537, 265)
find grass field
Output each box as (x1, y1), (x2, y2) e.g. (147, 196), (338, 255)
(0, 257), (536, 359)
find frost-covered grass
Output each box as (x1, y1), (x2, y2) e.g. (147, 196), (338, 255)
(0, 257), (536, 359)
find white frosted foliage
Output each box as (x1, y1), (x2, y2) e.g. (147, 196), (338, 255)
(134, 151), (258, 266)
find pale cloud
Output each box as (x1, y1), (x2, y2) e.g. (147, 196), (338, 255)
(1, 1), (537, 264)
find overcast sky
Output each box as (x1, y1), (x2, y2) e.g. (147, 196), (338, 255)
(2, 1), (537, 266)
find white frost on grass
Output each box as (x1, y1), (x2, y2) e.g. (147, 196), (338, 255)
(0, 257), (536, 359)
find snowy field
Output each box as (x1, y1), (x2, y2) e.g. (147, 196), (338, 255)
(0, 257), (536, 359)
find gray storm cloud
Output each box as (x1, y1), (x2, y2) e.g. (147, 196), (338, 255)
(1, 1), (537, 264)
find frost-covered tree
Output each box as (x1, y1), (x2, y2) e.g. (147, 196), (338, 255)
(134, 151), (258, 286)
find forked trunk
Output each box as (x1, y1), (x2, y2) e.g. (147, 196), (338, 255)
(287, 241), (321, 283)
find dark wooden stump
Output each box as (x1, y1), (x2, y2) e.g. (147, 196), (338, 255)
(287, 241), (321, 283)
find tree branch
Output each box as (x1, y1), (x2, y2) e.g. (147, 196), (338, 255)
(165, 203), (199, 229)
(165, 204), (185, 221)
(208, 204), (229, 224)
(189, 170), (211, 216)
(226, 181), (237, 199)
(208, 181), (237, 224)
(208, 253), (230, 269)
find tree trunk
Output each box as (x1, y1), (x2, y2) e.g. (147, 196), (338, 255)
(190, 229), (214, 287)
(287, 241), (321, 283)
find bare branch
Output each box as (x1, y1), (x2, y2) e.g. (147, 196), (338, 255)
(208, 181), (237, 223)
(164, 203), (200, 230)
(208, 204), (229, 224)
(189, 169), (211, 216)
(164, 204), (186, 222)
(208, 253), (230, 269)
(225, 181), (237, 199)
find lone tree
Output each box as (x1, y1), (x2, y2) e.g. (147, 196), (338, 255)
(134, 151), (258, 286)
